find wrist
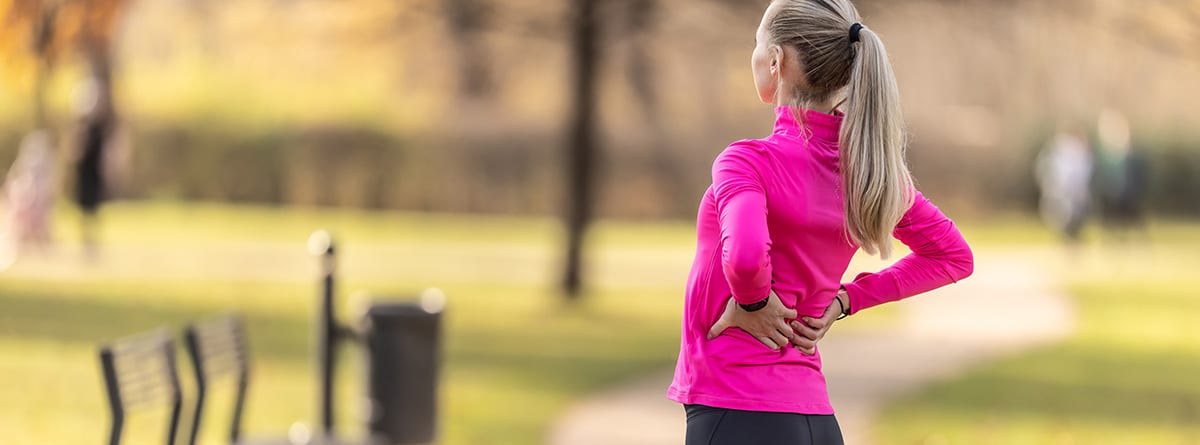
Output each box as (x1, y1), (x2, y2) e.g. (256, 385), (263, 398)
(836, 288), (850, 318)
(738, 296), (770, 312)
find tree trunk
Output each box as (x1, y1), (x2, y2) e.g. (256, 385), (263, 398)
(623, 0), (692, 217)
(445, 0), (493, 99)
(30, 4), (57, 129)
(562, 0), (600, 299)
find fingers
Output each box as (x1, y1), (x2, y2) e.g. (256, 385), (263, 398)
(758, 338), (777, 352)
(708, 320), (729, 340)
(757, 336), (780, 350)
(768, 291), (799, 320)
(789, 321), (819, 352)
(792, 320), (821, 341)
(775, 319), (794, 338)
(789, 334), (816, 351)
(803, 315), (828, 330)
(707, 297), (738, 340)
(769, 330), (790, 349)
(790, 337), (816, 354)
(782, 307), (798, 320)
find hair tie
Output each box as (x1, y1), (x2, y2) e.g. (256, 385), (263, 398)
(848, 23), (863, 43)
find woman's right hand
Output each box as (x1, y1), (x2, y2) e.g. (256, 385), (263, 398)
(707, 290), (798, 350)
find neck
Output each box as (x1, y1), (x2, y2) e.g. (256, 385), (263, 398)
(777, 91), (840, 114)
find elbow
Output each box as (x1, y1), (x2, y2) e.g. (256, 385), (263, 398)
(722, 243), (771, 295)
(726, 263), (768, 287)
(952, 245), (975, 282)
(725, 249), (770, 283)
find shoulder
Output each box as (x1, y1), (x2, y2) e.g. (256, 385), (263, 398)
(711, 139), (772, 183)
(713, 139), (771, 170)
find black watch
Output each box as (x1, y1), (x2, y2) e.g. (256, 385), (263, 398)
(738, 297), (770, 312)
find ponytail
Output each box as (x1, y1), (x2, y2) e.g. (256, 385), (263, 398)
(838, 25), (913, 259)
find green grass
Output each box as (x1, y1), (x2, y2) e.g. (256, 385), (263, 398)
(874, 229), (1200, 445)
(0, 203), (683, 445)
(0, 202), (907, 445)
(8, 200), (1074, 445)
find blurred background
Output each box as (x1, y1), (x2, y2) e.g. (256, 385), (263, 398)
(0, 0), (1198, 444)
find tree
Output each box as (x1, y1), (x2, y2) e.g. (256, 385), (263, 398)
(618, 0), (695, 216)
(444, 0), (494, 100)
(0, 0), (128, 128)
(562, 0), (600, 299)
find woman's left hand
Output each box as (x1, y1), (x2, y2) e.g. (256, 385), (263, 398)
(790, 292), (847, 355)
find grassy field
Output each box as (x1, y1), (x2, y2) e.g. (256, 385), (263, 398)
(11, 202), (1187, 445)
(0, 201), (903, 445)
(0, 202), (682, 445)
(875, 226), (1200, 445)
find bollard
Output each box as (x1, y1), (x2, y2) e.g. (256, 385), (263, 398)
(308, 230), (338, 436)
(362, 289), (445, 445)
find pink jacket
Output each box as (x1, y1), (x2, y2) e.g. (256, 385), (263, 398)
(667, 106), (974, 414)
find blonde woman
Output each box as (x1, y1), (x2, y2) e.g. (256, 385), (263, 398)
(667, 0), (974, 443)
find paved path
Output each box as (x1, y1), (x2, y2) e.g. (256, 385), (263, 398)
(547, 249), (1074, 445)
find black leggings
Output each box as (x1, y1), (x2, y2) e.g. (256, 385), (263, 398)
(685, 404), (844, 445)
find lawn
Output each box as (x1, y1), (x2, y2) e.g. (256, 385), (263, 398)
(874, 224), (1200, 445)
(0, 201), (900, 445)
(0, 202), (688, 445)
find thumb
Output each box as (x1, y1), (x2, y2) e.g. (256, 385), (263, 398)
(708, 320), (729, 340)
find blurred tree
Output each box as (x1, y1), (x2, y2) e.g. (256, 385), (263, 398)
(1, 0), (61, 128)
(618, 0), (695, 216)
(563, 0), (599, 299)
(0, 0), (128, 127)
(445, 0), (494, 100)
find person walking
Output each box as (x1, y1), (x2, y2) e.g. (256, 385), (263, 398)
(1035, 123), (1093, 243)
(72, 75), (115, 259)
(666, 1), (974, 443)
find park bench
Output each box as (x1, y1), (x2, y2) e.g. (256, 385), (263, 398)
(98, 328), (184, 445)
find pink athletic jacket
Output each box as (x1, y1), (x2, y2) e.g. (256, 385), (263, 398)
(667, 106), (974, 414)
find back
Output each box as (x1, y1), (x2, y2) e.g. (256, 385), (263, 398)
(668, 106), (857, 414)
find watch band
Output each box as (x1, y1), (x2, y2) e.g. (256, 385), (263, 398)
(836, 287), (850, 320)
(738, 296), (770, 312)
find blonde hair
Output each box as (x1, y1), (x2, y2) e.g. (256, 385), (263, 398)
(766, 0), (914, 258)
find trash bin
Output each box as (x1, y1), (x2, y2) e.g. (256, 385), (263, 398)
(362, 294), (443, 445)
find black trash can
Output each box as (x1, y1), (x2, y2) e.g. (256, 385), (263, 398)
(362, 297), (443, 445)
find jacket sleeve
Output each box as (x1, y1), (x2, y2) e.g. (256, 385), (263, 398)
(841, 190), (974, 315)
(712, 143), (774, 305)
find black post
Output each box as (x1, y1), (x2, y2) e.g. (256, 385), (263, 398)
(311, 230), (337, 436)
(99, 348), (124, 445)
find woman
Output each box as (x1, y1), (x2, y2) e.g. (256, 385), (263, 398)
(666, 1), (974, 443)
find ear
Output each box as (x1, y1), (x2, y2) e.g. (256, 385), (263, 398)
(769, 45), (783, 72)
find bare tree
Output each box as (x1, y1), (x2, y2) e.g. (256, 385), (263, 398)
(445, 0), (494, 100)
(619, 0), (696, 216)
(0, 0), (128, 129)
(563, 0), (600, 299)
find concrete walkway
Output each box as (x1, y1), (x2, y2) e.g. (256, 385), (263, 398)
(547, 249), (1074, 445)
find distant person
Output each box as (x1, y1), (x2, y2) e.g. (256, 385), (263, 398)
(72, 76), (114, 258)
(1094, 109), (1148, 239)
(1035, 123), (1093, 242)
(0, 130), (56, 268)
(668, 1), (974, 444)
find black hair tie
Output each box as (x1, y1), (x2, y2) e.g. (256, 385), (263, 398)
(848, 23), (863, 43)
